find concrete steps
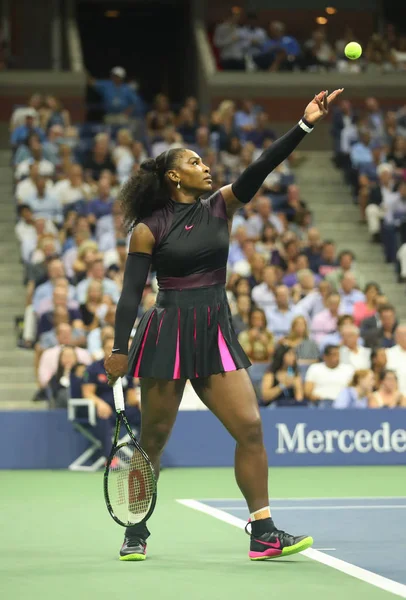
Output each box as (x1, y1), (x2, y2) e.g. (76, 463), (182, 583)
(0, 150), (36, 407)
(295, 151), (406, 321)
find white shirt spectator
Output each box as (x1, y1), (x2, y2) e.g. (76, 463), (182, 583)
(340, 124), (358, 153)
(239, 25), (267, 57)
(386, 345), (406, 394)
(10, 106), (39, 130)
(52, 178), (92, 206)
(305, 362), (354, 401)
(213, 21), (246, 61)
(15, 177), (53, 204)
(251, 282), (276, 312)
(15, 158), (55, 181)
(339, 345), (371, 370)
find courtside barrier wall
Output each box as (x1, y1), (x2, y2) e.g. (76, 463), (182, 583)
(0, 409), (405, 469)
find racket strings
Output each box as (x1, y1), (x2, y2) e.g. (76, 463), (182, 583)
(107, 442), (155, 525)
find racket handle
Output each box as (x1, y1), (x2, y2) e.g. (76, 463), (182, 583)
(113, 378), (125, 412)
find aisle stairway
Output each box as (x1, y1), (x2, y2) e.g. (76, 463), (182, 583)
(295, 151), (406, 321)
(0, 150), (38, 408)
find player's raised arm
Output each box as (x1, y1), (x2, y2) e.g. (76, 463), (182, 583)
(221, 89), (344, 216)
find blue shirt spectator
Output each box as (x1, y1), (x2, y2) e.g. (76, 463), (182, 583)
(11, 116), (45, 146)
(350, 131), (373, 168)
(91, 67), (144, 116)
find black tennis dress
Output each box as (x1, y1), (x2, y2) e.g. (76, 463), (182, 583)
(128, 191), (251, 380)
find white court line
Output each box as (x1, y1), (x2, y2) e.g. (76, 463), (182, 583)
(177, 499), (406, 599)
(200, 496), (406, 501)
(217, 505), (406, 511)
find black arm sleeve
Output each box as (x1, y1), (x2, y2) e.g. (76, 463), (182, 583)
(231, 121), (312, 204)
(113, 252), (152, 355)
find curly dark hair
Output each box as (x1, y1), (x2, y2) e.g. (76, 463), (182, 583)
(119, 148), (186, 231)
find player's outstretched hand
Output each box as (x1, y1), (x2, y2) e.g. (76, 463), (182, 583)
(304, 89), (344, 125)
(104, 353), (128, 386)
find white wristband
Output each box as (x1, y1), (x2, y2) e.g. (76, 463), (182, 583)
(299, 119), (313, 133)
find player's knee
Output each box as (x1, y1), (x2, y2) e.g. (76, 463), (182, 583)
(143, 420), (172, 453)
(237, 417), (263, 448)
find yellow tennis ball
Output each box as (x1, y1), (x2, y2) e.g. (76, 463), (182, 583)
(345, 42), (362, 60)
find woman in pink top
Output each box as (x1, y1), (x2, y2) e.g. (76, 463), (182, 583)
(353, 282), (380, 327)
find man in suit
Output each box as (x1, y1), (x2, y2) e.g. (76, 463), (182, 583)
(362, 303), (397, 349)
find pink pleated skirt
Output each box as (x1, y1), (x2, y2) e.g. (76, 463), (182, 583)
(127, 284), (251, 380)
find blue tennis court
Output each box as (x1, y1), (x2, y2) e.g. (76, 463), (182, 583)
(181, 496), (406, 593)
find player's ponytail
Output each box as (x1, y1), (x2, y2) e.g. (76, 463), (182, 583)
(119, 148), (185, 231)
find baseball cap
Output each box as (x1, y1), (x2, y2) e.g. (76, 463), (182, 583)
(111, 66), (126, 79)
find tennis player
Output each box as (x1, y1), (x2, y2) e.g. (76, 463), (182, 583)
(105, 89), (343, 561)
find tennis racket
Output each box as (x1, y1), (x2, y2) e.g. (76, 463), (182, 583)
(103, 378), (157, 527)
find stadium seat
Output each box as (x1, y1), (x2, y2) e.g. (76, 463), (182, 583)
(67, 398), (105, 471)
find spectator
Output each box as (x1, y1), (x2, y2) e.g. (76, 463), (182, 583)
(386, 325), (406, 394)
(251, 265), (276, 313)
(363, 303), (397, 349)
(319, 314), (355, 353)
(303, 227), (323, 272)
(14, 140), (55, 181)
(333, 369), (375, 408)
(246, 195), (283, 239)
(32, 258), (74, 313)
(79, 280), (110, 331)
(318, 241), (339, 278)
(48, 346), (84, 407)
(42, 125), (65, 165)
(146, 93), (175, 137)
(52, 164), (92, 208)
(370, 369), (406, 408)
(238, 308), (274, 363)
(370, 347), (388, 387)
(213, 8), (246, 71)
(83, 133), (116, 182)
(88, 179), (114, 222)
(151, 125), (184, 158)
(231, 294), (252, 336)
(240, 13), (267, 60)
(116, 140), (148, 185)
(339, 324), (371, 369)
(75, 258), (120, 304)
(37, 323), (91, 389)
(353, 282), (381, 326)
(88, 67), (144, 123)
(303, 29), (335, 71)
(10, 113), (45, 148)
(246, 112), (276, 148)
(304, 345), (354, 408)
(112, 128), (133, 164)
(254, 21), (301, 72)
(327, 250), (364, 291)
(365, 163), (396, 243)
(82, 337), (140, 459)
(24, 177), (63, 225)
(265, 284), (294, 339)
(261, 345), (304, 407)
(311, 292), (341, 345)
(338, 272), (365, 315)
(40, 95), (71, 131)
(279, 316), (319, 367)
(15, 162), (53, 204)
(294, 279), (331, 322)
(87, 306), (116, 359)
(10, 94), (43, 130)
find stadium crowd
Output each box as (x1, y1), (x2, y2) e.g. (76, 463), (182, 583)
(10, 77), (406, 451)
(211, 10), (406, 74)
